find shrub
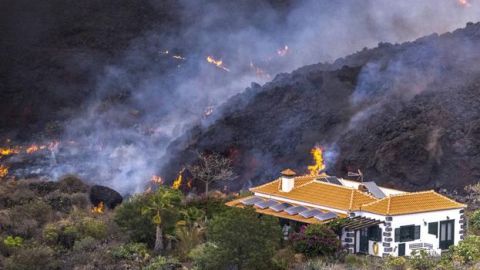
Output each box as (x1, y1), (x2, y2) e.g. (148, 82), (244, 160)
(111, 242), (150, 261)
(408, 250), (438, 270)
(45, 191), (73, 213)
(291, 224), (341, 257)
(272, 247), (296, 270)
(114, 194), (155, 246)
(78, 217), (107, 239)
(3, 236), (23, 247)
(188, 243), (224, 270)
(443, 235), (480, 265)
(384, 255), (407, 270)
(73, 236), (98, 252)
(144, 256), (181, 270)
(192, 207), (281, 270)
(469, 209), (480, 234)
(42, 221), (79, 249)
(344, 254), (366, 269)
(58, 175), (89, 194)
(3, 245), (59, 270)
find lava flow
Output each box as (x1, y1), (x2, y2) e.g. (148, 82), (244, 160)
(206, 56), (230, 72)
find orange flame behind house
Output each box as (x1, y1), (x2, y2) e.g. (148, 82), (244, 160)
(307, 146), (325, 176)
(91, 201), (104, 214)
(206, 56), (230, 72)
(0, 165), (8, 178)
(172, 168), (185, 189)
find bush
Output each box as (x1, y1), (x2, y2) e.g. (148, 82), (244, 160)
(3, 245), (59, 270)
(291, 224), (341, 257)
(73, 236), (98, 252)
(111, 242), (150, 261)
(78, 217), (107, 239)
(45, 191), (73, 213)
(58, 175), (89, 194)
(384, 256), (407, 270)
(443, 235), (480, 265)
(408, 250), (438, 270)
(192, 207), (281, 270)
(188, 243), (224, 270)
(144, 256), (182, 270)
(344, 254), (366, 269)
(3, 236), (23, 247)
(469, 209), (480, 234)
(272, 247), (296, 270)
(114, 194), (156, 246)
(42, 221), (79, 249)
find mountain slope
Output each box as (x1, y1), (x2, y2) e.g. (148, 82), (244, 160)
(163, 22), (480, 191)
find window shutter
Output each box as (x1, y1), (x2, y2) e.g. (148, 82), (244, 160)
(428, 222), (438, 237)
(395, 228), (400, 242)
(414, 225), (421, 240)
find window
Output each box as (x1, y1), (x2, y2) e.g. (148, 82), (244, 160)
(395, 225), (420, 242)
(367, 225), (382, 242)
(428, 222), (438, 237)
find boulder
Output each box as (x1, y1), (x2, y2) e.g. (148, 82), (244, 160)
(89, 185), (123, 209)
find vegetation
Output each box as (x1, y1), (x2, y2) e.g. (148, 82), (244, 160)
(291, 224), (341, 257)
(188, 152), (235, 196)
(3, 177), (480, 269)
(190, 207), (281, 270)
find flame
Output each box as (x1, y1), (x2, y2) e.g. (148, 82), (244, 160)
(151, 175), (163, 185)
(172, 168), (185, 189)
(307, 146), (325, 176)
(277, 45), (289, 57)
(458, 0), (471, 6)
(206, 56), (230, 72)
(91, 201), (104, 214)
(0, 165), (8, 178)
(0, 147), (19, 156)
(26, 144), (47, 154)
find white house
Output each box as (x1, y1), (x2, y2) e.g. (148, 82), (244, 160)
(226, 169), (466, 257)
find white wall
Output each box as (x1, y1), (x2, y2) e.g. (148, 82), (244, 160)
(353, 208), (464, 257)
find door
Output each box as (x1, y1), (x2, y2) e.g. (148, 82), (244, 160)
(439, 220), (455, 250)
(359, 228), (368, 253)
(398, 243), (406, 256)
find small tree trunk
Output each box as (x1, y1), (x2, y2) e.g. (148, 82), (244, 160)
(205, 181), (209, 223)
(154, 225), (164, 254)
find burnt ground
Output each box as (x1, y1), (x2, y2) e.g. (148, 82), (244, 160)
(164, 22), (480, 192)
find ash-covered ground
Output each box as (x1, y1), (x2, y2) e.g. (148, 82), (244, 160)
(1, 0), (480, 194)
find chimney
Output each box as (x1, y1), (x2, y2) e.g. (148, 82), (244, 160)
(280, 169), (296, 192)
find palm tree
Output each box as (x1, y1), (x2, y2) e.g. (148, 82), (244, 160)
(175, 207), (205, 258)
(141, 187), (182, 254)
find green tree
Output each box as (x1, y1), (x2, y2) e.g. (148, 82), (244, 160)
(141, 187), (182, 253)
(192, 207), (281, 270)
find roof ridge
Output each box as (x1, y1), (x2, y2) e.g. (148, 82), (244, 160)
(386, 190), (433, 198)
(250, 178), (280, 191)
(293, 179), (316, 190)
(386, 197), (392, 215)
(348, 189), (355, 210)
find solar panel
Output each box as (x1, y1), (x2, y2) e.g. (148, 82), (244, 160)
(363, 181), (386, 199)
(314, 212), (338, 221)
(326, 176), (343, 185)
(270, 202), (292, 212)
(242, 197), (263, 206)
(254, 199), (278, 209)
(299, 209), (323, 218)
(285, 206), (308, 215)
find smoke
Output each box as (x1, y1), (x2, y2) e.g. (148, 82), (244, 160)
(30, 0), (480, 193)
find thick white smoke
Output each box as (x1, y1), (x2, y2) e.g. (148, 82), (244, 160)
(56, 0), (480, 194)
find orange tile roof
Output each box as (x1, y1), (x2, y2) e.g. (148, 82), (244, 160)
(360, 190), (466, 215)
(251, 177), (377, 212)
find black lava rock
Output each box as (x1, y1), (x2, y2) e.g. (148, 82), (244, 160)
(89, 185), (123, 209)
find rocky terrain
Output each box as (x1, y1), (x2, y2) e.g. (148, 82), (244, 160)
(164, 22), (480, 192)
